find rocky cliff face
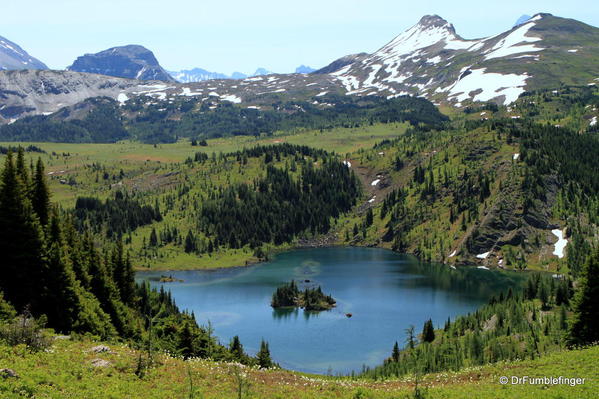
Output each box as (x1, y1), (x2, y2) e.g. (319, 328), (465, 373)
(67, 45), (175, 82)
(0, 70), (152, 122)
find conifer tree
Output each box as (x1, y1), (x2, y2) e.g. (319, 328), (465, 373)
(111, 238), (135, 305)
(568, 248), (599, 346)
(405, 325), (416, 349)
(31, 158), (51, 226)
(422, 319), (435, 343)
(0, 152), (45, 312)
(178, 320), (199, 359)
(229, 335), (245, 361)
(392, 341), (400, 362)
(15, 147), (29, 188)
(149, 228), (158, 247)
(257, 339), (273, 368)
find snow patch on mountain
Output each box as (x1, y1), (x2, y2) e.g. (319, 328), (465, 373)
(117, 93), (129, 105)
(331, 65), (360, 92)
(484, 20), (544, 60)
(442, 68), (529, 104)
(552, 229), (568, 258)
(220, 94), (242, 103)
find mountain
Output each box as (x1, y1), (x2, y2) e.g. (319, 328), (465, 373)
(168, 68), (230, 83)
(67, 45), (175, 82)
(231, 72), (248, 79)
(295, 65), (316, 74)
(514, 15), (532, 27)
(313, 53), (368, 74)
(0, 35), (48, 70)
(168, 67), (289, 83)
(0, 70), (157, 123)
(253, 68), (273, 76)
(324, 13), (599, 105)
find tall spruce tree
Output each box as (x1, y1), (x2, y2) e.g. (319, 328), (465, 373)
(111, 238), (135, 305)
(32, 158), (51, 226)
(0, 152), (45, 312)
(568, 248), (599, 346)
(422, 319), (435, 343)
(257, 339), (273, 369)
(229, 335), (245, 361)
(392, 341), (400, 362)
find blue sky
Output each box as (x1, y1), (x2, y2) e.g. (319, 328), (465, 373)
(3, 0), (598, 74)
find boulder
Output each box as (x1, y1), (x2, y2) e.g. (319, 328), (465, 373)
(90, 358), (111, 368)
(89, 345), (111, 353)
(0, 368), (19, 378)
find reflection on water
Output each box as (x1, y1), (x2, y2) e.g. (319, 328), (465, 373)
(137, 247), (524, 374)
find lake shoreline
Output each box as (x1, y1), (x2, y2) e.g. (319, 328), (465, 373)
(134, 242), (364, 273)
(136, 247), (525, 375)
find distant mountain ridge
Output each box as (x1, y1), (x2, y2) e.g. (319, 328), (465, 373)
(67, 45), (175, 82)
(0, 35), (48, 71)
(169, 68), (234, 83)
(1, 12), (599, 122)
(295, 65), (315, 74)
(169, 66), (316, 83)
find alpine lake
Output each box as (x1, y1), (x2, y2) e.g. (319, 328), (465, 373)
(136, 247), (524, 375)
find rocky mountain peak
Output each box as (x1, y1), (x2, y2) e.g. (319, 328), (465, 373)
(417, 15), (453, 30)
(68, 45), (175, 82)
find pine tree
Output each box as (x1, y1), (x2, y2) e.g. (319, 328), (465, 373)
(405, 325), (416, 349)
(0, 152), (45, 312)
(391, 341), (400, 362)
(422, 319), (435, 343)
(15, 147), (30, 187)
(178, 320), (199, 359)
(111, 239), (135, 305)
(257, 339), (273, 368)
(365, 208), (374, 227)
(568, 248), (599, 346)
(31, 158), (51, 226)
(149, 228), (158, 247)
(184, 230), (196, 253)
(229, 335), (245, 361)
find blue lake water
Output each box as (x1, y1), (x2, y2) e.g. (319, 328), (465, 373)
(136, 247), (523, 374)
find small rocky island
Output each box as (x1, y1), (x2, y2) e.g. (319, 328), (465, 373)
(271, 280), (336, 311)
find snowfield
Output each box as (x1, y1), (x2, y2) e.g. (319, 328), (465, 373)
(476, 251), (490, 259)
(552, 229), (568, 258)
(220, 94), (242, 104)
(117, 93), (128, 105)
(444, 68), (529, 104)
(484, 20), (544, 60)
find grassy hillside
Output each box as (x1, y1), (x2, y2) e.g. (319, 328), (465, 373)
(0, 338), (596, 398)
